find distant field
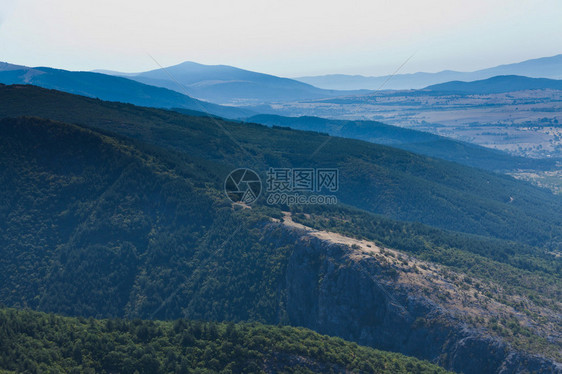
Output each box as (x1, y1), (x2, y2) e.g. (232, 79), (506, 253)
(256, 89), (562, 159)
(509, 167), (562, 194)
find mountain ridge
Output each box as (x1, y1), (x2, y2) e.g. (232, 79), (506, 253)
(99, 60), (372, 104)
(0, 65), (252, 118)
(424, 74), (562, 94)
(296, 54), (562, 90)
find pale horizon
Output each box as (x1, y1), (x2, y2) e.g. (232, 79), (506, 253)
(1, 0), (562, 77)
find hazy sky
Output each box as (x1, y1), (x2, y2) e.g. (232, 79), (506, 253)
(1, 0), (561, 77)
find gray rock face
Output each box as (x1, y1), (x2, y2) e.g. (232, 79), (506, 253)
(265, 224), (561, 373)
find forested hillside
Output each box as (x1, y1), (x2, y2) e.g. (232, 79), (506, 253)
(1, 87), (561, 371)
(1, 84), (562, 247)
(0, 308), (450, 373)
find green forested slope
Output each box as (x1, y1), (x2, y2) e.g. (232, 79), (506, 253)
(0, 117), (284, 320)
(1, 84), (561, 247)
(0, 116), (559, 333)
(0, 115), (558, 320)
(1, 90), (561, 370)
(0, 308), (450, 374)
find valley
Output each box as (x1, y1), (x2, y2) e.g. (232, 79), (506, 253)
(253, 88), (562, 159)
(245, 78), (562, 195)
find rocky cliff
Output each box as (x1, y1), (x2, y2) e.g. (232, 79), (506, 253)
(263, 221), (562, 373)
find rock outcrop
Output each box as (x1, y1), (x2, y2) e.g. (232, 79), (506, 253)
(264, 222), (562, 373)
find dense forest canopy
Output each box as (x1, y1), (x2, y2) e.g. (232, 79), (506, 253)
(0, 85), (561, 372)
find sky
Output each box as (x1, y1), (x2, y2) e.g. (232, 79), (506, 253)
(1, 0), (562, 77)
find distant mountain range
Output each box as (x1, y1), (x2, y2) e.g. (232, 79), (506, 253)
(424, 75), (562, 94)
(296, 54), (562, 90)
(0, 64), (251, 118)
(3, 60), (561, 169)
(3, 56), (562, 116)
(95, 61), (371, 104)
